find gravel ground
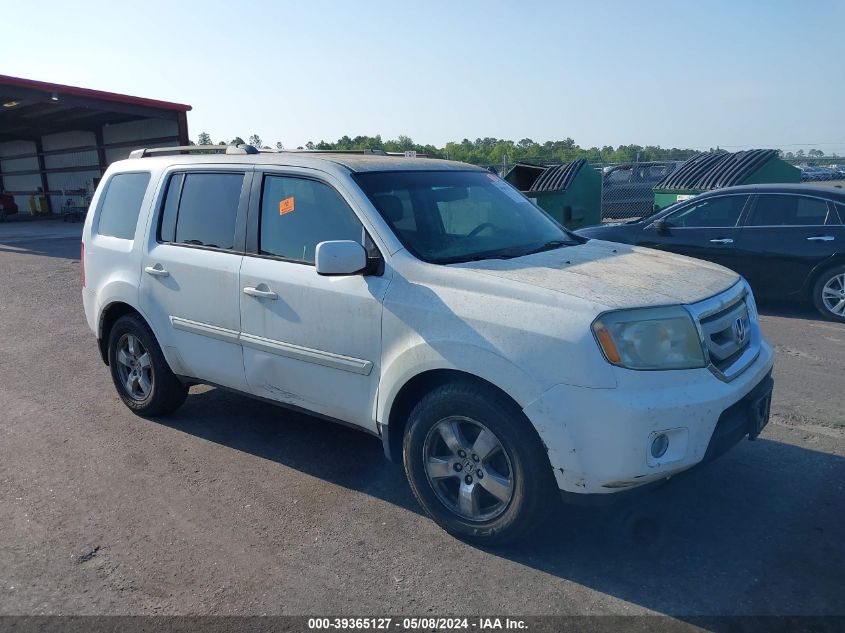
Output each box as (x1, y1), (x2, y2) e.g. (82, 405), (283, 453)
(0, 230), (842, 617)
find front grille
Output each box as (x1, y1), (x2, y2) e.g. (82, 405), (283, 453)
(699, 299), (751, 372)
(688, 282), (760, 381)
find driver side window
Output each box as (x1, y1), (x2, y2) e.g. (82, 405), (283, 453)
(259, 175), (363, 264)
(667, 195), (748, 228)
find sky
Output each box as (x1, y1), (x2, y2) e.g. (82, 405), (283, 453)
(3, 0), (844, 153)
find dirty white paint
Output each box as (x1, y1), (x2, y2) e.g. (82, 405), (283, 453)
(82, 153), (775, 501)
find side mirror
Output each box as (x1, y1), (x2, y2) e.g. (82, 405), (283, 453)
(652, 219), (671, 234)
(315, 240), (367, 276)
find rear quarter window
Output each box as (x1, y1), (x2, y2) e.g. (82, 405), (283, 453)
(96, 172), (151, 239)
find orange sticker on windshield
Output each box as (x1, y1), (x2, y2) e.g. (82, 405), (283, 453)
(279, 196), (295, 215)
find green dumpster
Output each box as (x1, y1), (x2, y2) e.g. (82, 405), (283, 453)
(504, 160), (602, 229)
(653, 149), (800, 211)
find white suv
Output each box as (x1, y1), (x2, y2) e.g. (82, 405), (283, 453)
(82, 146), (774, 544)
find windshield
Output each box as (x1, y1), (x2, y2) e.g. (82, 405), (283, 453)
(354, 170), (581, 264)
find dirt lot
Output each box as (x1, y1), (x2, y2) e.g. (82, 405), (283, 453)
(0, 227), (843, 617)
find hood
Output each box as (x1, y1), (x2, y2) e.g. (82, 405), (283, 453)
(450, 239), (739, 309)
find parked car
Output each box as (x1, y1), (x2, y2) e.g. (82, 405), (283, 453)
(0, 190), (19, 221)
(601, 161), (684, 220)
(82, 146), (774, 544)
(577, 184), (845, 322)
(800, 165), (838, 182)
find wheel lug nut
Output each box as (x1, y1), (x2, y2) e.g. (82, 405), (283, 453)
(464, 475), (473, 485)
(471, 454), (479, 462)
(476, 470), (484, 479)
(453, 463), (462, 472)
(458, 449), (466, 458)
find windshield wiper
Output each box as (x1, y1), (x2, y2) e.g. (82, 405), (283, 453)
(520, 239), (572, 256)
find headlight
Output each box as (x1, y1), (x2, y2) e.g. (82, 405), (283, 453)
(592, 305), (706, 370)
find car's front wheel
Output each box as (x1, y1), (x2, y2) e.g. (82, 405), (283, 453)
(812, 265), (845, 323)
(108, 314), (188, 416)
(402, 381), (556, 546)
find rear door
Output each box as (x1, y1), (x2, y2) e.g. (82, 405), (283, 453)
(734, 193), (842, 299)
(638, 194), (750, 271)
(140, 167), (252, 391)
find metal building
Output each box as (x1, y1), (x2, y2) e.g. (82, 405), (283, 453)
(0, 75), (190, 218)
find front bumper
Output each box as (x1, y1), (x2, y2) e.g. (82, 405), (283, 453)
(523, 339), (775, 495)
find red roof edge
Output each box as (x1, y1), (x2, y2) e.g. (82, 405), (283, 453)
(0, 74), (192, 112)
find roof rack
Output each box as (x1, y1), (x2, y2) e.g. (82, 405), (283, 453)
(128, 144), (259, 158)
(128, 144), (391, 159)
(262, 148), (388, 156)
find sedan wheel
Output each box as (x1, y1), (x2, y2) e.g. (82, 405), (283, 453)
(813, 266), (845, 323)
(821, 273), (845, 318)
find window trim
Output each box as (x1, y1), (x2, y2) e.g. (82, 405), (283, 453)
(659, 193), (751, 229)
(742, 192), (834, 228)
(94, 170), (152, 240)
(245, 169), (382, 270)
(153, 168), (252, 255)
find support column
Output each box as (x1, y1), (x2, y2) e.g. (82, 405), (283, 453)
(33, 137), (52, 215)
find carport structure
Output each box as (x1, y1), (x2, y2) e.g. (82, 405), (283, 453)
(0, 75), (190, 217)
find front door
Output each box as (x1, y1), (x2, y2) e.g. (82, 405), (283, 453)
(140, 168), (252, 392)
(638, 194), (750, 272)
(239, 170), (390, 430)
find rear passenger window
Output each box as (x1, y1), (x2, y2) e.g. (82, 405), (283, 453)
(259, 175), (363, 263)
(746, 195), (829, 227)
(96, 172), (150, 239)
(159, 172), (244, 250)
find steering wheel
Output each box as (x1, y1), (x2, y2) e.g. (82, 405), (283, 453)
(466, 222), (497, 238)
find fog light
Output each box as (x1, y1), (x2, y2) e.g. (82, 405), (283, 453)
(651, 433), (669, 458)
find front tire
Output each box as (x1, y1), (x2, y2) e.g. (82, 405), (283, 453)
(812, 265), (845, 323)
(402, 381), (556, 546)
(107, 314), (188, 416)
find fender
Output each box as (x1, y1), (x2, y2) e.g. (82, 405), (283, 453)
(95, 280), (186, 376)
(803, 253), (845, 296)
(376, 339), (543, 428)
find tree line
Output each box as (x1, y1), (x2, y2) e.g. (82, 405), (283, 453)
(193, 132), (836, 165)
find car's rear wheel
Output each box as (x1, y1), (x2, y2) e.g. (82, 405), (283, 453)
(108, 314), (188, 416)
(812, 265), (845, 323)
(402, 381), (556, 546)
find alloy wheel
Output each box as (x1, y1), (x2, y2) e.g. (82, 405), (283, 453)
(821, 273), (845, 317)
(422, 416), (514, 521)
(115, 334), (154, 401)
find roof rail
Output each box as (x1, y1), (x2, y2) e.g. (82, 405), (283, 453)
(127, 145), (401, 160)
(128, 144), (260, 159)
(266, 148), (388, 156)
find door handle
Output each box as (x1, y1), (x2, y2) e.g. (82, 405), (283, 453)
(144, 265), (169, 277)
(806, 235), (834, 242)
(709, 238), (734, 244)
(243, 286), (278, 300)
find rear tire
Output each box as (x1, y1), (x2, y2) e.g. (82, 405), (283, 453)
(402, 381), (556, 546)
(107, 314), (188, 416)
(812, 265), (845, 323)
